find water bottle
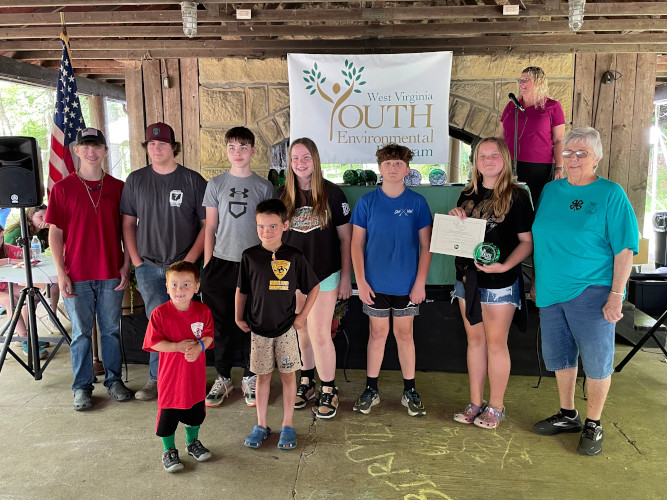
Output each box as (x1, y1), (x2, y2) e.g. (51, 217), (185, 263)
(31, 235), (42, 261)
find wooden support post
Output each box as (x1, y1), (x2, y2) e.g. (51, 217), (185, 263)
(449, 137), (460, 183)
(89, 95), (109, 174)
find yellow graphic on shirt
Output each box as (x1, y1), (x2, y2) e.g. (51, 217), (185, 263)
(270, 259), (290, 290)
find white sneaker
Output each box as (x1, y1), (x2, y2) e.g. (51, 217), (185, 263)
(242, 375), (257, 406)
(205, 376), (233, 407)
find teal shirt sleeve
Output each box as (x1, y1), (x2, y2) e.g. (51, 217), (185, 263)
(606, 182), (639, 256)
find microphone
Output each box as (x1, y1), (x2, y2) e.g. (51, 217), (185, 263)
(508, 93), (525, 112)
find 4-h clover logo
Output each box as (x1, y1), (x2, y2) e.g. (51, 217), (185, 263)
(303, 59), (367, 140)
(570, 200), (584, 210)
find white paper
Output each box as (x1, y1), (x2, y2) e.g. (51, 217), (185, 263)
(429, 213), (487, 258)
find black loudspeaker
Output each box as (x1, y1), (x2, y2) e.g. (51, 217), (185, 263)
(0, 136), (44, 208)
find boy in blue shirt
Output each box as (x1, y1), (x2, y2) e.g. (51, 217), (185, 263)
(350, 143), (433, 417)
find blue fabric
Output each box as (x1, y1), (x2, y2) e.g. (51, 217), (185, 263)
(63, 278), (123, 392)
(350, 187), (432, 295)
(135, 263), (170, 381)
(539, 285), (616, 379)
(0, 208), (10, 228)
(532, 177), (639, 308)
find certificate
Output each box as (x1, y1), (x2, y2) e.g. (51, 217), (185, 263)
(429, 213), (487, 258)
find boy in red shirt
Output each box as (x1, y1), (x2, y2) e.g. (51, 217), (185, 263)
(143, 261), (214, 473)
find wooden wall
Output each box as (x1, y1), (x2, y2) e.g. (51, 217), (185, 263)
(123, 58), (200, 172)
(573, 53), (657, 229)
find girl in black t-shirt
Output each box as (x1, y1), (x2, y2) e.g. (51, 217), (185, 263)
(448, 137), (534, 430)
(278, 138), (352, 420)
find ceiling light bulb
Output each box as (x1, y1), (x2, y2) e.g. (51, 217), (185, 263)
(568, 0), (586, 32)
(181, 2), (198, 38)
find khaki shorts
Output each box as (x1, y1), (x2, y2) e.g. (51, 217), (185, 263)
(250, 327), (301, 375)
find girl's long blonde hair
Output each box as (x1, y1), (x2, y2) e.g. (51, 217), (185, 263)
(280, 138), (330, 228)
(3, 204), (46, 237)
(463, 137), (519, 218)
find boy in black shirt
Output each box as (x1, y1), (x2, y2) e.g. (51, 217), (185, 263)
(236, 199), (319, 450)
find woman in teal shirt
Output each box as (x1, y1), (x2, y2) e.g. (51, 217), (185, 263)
(531, 127), (638, 457)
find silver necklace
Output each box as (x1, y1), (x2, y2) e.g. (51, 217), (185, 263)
(76, 170), (105, 214)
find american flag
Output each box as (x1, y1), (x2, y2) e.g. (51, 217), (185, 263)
(47, 33), (85, 194)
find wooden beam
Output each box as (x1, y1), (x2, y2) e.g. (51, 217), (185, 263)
(89, 95), (109, 172)
(1, 18), (666, 39)
(142, 58), (163, 126)
(628, 53), (656, 230)
(573, 53), (595, 128)
(162, 59), (183, 164)
(1, 3), (665, 26)
(11, 42), (667, 60)
(4, 33), (667, 53)
(593, 53), (617, 179)
(180, 58), (200, 172)
(124, 61), (147, 170)
(0, 55), (125, 99)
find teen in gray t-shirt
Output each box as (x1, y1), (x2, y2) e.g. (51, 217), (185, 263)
(202, 172), (274, 262)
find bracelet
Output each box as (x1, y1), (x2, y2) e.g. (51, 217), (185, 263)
(609, 290), (623, 296)
(197, 339), (205, 351)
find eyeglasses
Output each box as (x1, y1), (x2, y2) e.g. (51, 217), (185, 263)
(518, 78), (532, 84)
(562, 150), (590, 159)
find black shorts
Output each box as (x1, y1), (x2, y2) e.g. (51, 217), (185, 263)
(156, 400), (206, 437)
(362, 293), (419, 318)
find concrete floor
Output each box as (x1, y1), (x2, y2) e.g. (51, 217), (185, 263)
(1, 318), (666, 500)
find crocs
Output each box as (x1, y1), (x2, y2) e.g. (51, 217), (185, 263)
(473, 405), (505, 429)
(277, 426), (297, 450)
(73, 389), (93, 411)
(244, 425), (271, 449)
(453, 401), (487, 424)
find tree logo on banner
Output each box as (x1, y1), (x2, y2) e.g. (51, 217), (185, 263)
(303, 59), (366, 140)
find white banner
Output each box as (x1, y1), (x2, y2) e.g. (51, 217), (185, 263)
(288, 52), (452, 164)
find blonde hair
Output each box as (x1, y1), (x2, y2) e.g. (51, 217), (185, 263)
(521, 66), (549, 109)
(4, 204), (46, 237)
(280, 138), (330, 228)
(463, 137), (519, 218)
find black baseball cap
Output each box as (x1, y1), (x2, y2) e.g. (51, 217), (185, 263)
(76, 128), (107, 147)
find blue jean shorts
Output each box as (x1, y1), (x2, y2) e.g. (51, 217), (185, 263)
(539, 285), (615, 380)
(451, 278), (521, 308)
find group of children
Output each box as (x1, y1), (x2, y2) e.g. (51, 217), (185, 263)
(145, 131), (439, 473)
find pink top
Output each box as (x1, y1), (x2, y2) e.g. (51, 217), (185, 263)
(501, 98), (565, 164)
(0, 243), (22, 292)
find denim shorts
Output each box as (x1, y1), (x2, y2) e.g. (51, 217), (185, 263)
(539, 285), (615, 380)
(451, 277), (521, 308)
(320, 270), (341, 292)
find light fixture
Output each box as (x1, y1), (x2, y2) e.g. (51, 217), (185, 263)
(181, 2), (198, 38)
(568, 0), (586, 32)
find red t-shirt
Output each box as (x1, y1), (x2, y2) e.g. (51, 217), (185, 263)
(143, 300), (214, 410)
(45, 173), (125, 282)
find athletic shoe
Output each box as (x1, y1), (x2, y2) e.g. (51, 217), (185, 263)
(532, 410), (583, 436)
(107, 380), (134, 402)
(242, 375), (257, 406)
(401, 388), (426, 417)
(186, 440), (212, 462)
(577, 421), (604, 456)
(162, 448), (184, 473)
(21, 341), (48, 360)
(353, 386), (380, 414)
(294, 377), (317, 409)
(316, 386), (339, 419)
(205, 376), (233, 407)
(135, 380), (158, 401)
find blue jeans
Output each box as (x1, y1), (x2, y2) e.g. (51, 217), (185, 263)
(539, 285), (615, 380)
(135, 263), (169, 381)
(63, 278), (123, 392)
